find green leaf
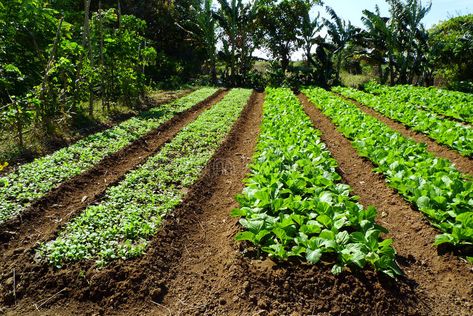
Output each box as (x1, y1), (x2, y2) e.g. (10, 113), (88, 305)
(306, 248), (322, 264)
(331, 264), (343, 275)
(416, 196), (431, 210)
(316, 214), (332, 228)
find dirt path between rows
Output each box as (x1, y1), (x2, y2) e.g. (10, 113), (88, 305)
(299, 93), (472, 316)
(152, 92), (265, 315)
(336, 93), (473, 176)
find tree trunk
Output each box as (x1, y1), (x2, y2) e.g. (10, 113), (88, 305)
(98, 0), (107, 111)
(39, 16), (64, 132)
(377, 63), (383, 83)
(86, 0), (94, 117)
(336, 52), (343, 83)
(15, 101), (24, 150)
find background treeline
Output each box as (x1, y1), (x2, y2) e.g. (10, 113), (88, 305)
(1, 0), (472, 159)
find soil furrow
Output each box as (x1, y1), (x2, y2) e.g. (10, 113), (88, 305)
(155, 92), (264, 315)
(0, 90), (258, 315)
(336, 93), (473, 176)
(298, 93), (472, 316)
(0, 89), (227, 251)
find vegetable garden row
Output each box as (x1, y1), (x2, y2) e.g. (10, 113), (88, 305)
(1, 84), (472, 272)
(364, 82), (473, 124)
(233, 88), (401, 277)
(0, 88), (219, 225)
(334, 86), (473, 156)
(0, 84), (472, 315)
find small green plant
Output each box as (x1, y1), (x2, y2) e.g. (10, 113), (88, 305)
(0, 88), (218, 224)
(233, 88), (402, 278)
(304, 87), (473, 254)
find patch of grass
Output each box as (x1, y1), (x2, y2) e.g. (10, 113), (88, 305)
(340, 72), (374, 89)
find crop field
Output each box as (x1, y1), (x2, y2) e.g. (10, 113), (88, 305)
(0, 84), (471, 315)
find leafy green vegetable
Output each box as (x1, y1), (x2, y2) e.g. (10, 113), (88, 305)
(303, 87), (473, 248)
(234, 88), (402, 278)
(37, 88), (252, 267)
(0, 88), (218, 225)
(334, 86), (473, 157)
(364, 82), (473, 124)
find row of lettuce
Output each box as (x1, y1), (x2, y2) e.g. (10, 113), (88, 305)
(38, 89), (252, 267)
(0, 88), (219, 225)
(303, 88), (473, 255)
(364, 82), (473, 124)
(233, 88), (402, 277)
(334, 86), (473, 157)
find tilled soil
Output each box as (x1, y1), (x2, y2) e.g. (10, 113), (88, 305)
(298, 93), (472, 315)
(336, 93), (473, 176)
(1, 91), (471, 315)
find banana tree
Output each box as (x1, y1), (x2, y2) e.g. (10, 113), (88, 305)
(299, 9), (323, 68)
(176, 0), (218, 83)
(323, 6), (358, 84)
(214, 0), (260, 86)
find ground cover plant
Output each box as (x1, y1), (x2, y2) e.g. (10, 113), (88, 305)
(0, 88), (218, 225)
(232, 88), (402, 277)
(37, 88), (252, 267)
(364, 82), (473, 124)
(303, 87), (473, 254)
(334, 86), (473, 157)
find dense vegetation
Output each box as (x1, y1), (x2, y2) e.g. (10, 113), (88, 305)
(1, 1), (472, 164)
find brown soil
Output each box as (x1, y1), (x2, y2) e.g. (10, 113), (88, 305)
(0, 89), (226, 247)
(298, 93), (473, 316)
(2, 91), (470, 316)
(336, 93), (473, 176)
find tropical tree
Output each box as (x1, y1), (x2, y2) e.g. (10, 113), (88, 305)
(359, 0), (431, 85)
(429, 14), (473, 88)
(214, 0), (260, 86)
(257, 0), (309, 75)
(360, 6), (394, 83)
(299, 7), (323, 68)
(323, 6), (358, 84)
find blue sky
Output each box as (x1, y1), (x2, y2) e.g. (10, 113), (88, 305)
(320, 0), (472, 28)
